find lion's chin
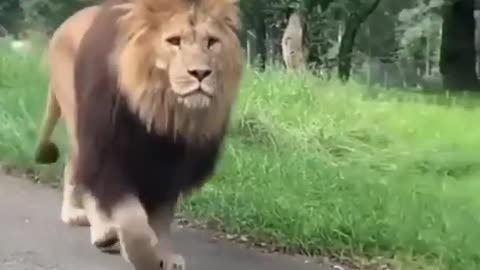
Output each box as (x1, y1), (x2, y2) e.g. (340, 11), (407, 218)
(176, 92), (212, 110)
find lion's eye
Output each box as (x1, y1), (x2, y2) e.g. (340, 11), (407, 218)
(207, 37), (219, 49)
(166, 36), (181, 46)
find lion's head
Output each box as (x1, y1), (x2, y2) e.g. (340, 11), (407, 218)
(110, 0), (244, 142)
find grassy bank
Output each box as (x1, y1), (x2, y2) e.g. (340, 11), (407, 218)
(1, 45), (480, 269)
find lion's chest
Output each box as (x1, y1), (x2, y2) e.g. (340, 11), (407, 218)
(107, 107), (223, 209)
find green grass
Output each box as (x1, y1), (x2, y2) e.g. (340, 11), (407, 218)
(1, 44), (480, 269)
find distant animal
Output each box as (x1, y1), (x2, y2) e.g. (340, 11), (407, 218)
(33, 0), (244, 269)
(281, 11), (307, 70)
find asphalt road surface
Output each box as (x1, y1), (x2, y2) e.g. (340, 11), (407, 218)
(0, 172), (329, 270)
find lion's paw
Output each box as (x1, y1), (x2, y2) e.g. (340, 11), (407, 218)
(159, 253), (185, 270)
(61, 206), (89, 226)
(90, 222), (118, 249)
(98, 241), (121, 254)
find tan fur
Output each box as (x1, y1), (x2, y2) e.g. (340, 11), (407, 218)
(110, 0), (244, 142)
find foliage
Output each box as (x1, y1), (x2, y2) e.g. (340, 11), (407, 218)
(396, 0), (444, 72)
(20, 0), (96, 33)
(0, 0), (23, 34)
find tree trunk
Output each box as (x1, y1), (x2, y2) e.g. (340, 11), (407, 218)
(440, 0), (479, 91)
(303, 0), (336, 68)
(476, 10), (480, 76)
(337, 0), (382, 82)
(254, 7), (267, 70)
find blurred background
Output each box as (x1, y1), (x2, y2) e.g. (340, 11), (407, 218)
(1, 0), (479, 91)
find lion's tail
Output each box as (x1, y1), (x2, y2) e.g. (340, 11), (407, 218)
(34, 83), (61, 164)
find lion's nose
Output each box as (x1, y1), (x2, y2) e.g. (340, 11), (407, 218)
(188, 69), (212, 81)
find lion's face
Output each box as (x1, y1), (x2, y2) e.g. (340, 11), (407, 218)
(114, 0), (243, 140)
(152, 12), (232, 110)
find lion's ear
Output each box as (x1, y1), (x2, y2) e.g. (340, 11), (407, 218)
(224, 15), (240, 34)
(220, 1), (241, 34)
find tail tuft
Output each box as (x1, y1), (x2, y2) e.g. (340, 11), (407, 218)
(35, 141), (60, 164)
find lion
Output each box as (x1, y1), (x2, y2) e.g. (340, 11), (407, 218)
(34, 0), (244, 269)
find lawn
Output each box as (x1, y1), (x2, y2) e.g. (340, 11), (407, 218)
(1, 44), (480, 270)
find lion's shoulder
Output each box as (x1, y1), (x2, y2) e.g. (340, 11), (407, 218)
(73, 2), (124, 92)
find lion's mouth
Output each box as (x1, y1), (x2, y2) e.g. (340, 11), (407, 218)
(178, 87), (214, 98)
(177, 88), (212, 109)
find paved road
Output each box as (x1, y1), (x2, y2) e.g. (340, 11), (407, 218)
(0, 172), (326, 270)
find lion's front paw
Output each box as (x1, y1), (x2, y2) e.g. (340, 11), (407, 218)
(90, 222), (118, 249)
(61, 205), (89, 226)
(159, 253), (185, 270)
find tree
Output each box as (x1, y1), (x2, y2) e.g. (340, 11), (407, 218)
(396, 0), (443, 77)
(439, 0), (479, 91)
(239, 0), (267, 69)
(0, 0), (24, 35)
(302, 0), (336, 67)
(358, 0), (418, 62)
(254, 5), (268, 70)
(337, 0), (382, 82)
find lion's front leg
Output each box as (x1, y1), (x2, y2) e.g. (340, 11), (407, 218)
(82, 192), (119, 250)
(149, 199), (185, 270)
(111, 196), (162, 270)
(61, 159), (89, 226)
